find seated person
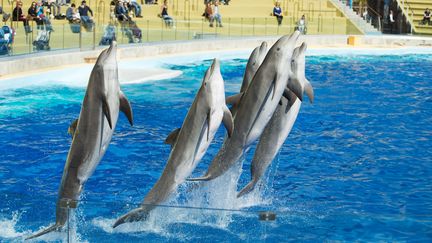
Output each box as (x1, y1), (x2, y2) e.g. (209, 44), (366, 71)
(13, 1), (32, 33)
(210, 1), (222, 27)
(296, 14), (307, 34)
(116, 0), (130, 22)
(422, 8), (431, 25)
(1, 6), (11, 22)
(66, 3), (80, 23)
(203, 2), (212, 23)
(36, 2), (53, 31)
(160, 0), (174, 28)
(273, 1), (283, 26)
(128, 0), (142, 18)
(78, 0), (94, 29)
(47, 0), (61, 18)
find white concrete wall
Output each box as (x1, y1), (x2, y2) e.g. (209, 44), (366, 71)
(1, 35), (432, 77)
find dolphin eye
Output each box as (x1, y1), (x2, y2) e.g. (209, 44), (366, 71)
(204, 82), (207, 86)
(277, 47), (280, 51)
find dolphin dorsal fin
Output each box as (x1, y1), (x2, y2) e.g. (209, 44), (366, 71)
(164, 128), (181, 147)
(67, 119), (79, 138)
(226, 92), (244, 106)
(222, 106), (234, 137)
(119, 91), (134, 126)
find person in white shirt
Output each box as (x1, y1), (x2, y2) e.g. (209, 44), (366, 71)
(297, 14), (306, 34)
(389, 10), (395, 33)
(210, 0), (222, 27)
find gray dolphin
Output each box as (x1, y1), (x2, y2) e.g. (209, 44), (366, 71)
(113, 59), (234, 228)
(26, 42), (133, 240)
(237, 42), (314, 198)
(228, 41), (268, 117)
(188, 31), (303, 182)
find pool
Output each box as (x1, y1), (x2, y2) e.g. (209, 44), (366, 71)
(0, 48), (431, 242)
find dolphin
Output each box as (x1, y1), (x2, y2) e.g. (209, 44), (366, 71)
(26, 42), (133, 240)
(113, 59), (234, 228)
(228, 41), (268, 117)
(237, 42), (314, 198)
(188, 31), (303, 182)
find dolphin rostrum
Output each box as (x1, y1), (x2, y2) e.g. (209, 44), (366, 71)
(188, 31), (303, 182)
(228, 41), (268, 117)
(26, 42), (133, 240)
(113, 59), (234, 228)
(237, 42), (314, 198)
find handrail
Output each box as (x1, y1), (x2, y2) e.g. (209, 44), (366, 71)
(396, 0), (415, 34)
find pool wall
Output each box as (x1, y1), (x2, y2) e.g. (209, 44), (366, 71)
(1, 35), (432, 77)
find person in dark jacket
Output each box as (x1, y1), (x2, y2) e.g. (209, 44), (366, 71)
(78, 1), (94, 30)
(12, 1), (32, 33)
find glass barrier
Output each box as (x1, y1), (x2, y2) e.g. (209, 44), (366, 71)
(1, 13), (365, 58)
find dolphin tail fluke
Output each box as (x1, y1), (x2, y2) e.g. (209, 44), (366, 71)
(186, 174), (212, 181)
(113, 207), (149, 228)
(26, 223), (63, 240)
(237, 181), (257, 198)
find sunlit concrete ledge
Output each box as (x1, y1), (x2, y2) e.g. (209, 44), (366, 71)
(1, 35), (432, 77)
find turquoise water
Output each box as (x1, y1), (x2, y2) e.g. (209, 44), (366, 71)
(0, 50), (431, 241)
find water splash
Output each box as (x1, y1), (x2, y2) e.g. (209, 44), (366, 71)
(0, 211), (30, 240)
(92, 156), (272, 239)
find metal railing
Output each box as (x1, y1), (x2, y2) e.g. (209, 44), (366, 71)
(396, 0), (415, 34)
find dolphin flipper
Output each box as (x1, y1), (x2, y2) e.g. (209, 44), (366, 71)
(164, 128), (181, 147)
(113, 207), (149, 228)
(119, 91), (134, 126)
(226, 92), (244, 106)
(304, 79), (314, 103)
(102, 96), (113, 129)
(26, 223), (62, 240)
(67, 119), (78, 137)
(222, 106), (234, 137)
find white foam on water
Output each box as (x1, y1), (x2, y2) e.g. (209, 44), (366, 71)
(92, 156), (272, 239)
(0, 211), (30, 240)
(24, 210), (88, 243)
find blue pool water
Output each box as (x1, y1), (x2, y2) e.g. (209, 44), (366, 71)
(0, 49), (431, 242)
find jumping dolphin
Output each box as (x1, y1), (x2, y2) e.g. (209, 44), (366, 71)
(237, 42), (314, 198)
(26, 42), (133, 240)
(113, 59), (234, 228)
(228, 41), (268, 117)
(188, 31), (302, 182)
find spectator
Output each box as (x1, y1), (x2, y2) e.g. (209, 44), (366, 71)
(116, 0), (130, 22)
(422, 8), (431, 25)
(27, 1), (43, 28)
(1, 6), (11, 22)
(47, 0), (61, 18)
(210, 0), (222, 27)
(273, 1), (283, 26)
(160, 0), (174, 28)
(129, 0), (143, 18)
(36, 2), (53, 31)
(362, 7), (370, 23)
(78, 0), (94, 30)
(66, 3), (80, 23)
(389, 10), (395, 33)
(12, 1), (32, 33)
(203, 2), (212, 23)
(297, 14), (306, 34)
